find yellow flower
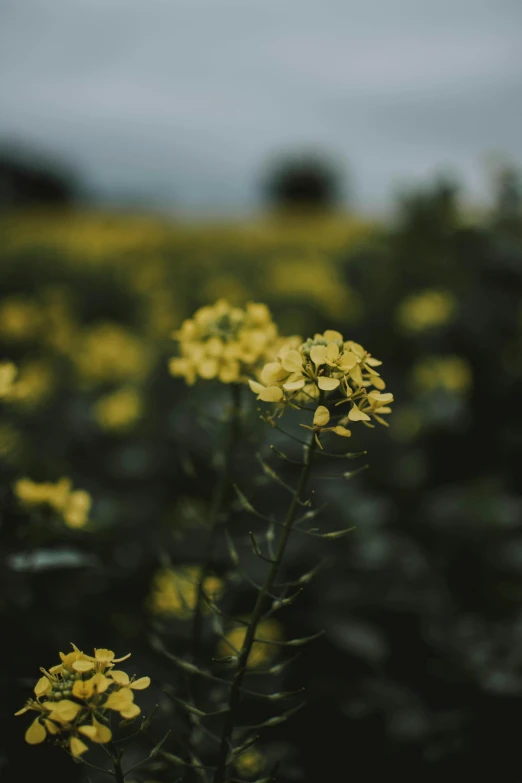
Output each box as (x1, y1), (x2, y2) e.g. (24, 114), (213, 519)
(411, 355), (472, 395)
(78, 718), (112, 744)
(250, 330), (393, 439)
(396, 289), (456, 332)
(234, 748), (265, 778)
(169, 299), (281, 386)
(16, 644), (150, 756)
(0, 361), (17, 399)
(13, 477), (92, 529)
(93, 386), (143, 432)
(218, 618), (283, 669)
(70, 736), (89, 757)
(149, 566), (224, 618)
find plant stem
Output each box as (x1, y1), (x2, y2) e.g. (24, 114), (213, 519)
(111, 748), (126, 783)
(192, 383), (242, 663)
(213, 431), (317, 783)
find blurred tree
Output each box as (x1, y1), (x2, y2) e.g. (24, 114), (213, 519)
(0, 145), (77, 210)
(263, 152), (343, 212)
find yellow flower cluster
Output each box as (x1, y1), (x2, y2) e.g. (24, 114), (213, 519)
(0, 361), (17, 399)
(14, 477), (92, 529)
(169, 299), (281, 385)
(93, 386), (144, 432)
(412, 355), (473, 394)
(149, 566), (224, 618)
(249, 330), (393, 439)
(15, 644), (150, 757)
(218, 618), (283, 669)
(396, 289), (456, 332)
(3, 360), (55, 409)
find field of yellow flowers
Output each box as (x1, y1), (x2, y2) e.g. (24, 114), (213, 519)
(1, 187), (521, 783)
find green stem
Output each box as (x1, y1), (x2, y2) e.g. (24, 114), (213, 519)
(213, 431), (317, 783)
(191, 383), (242, 663)
(111, 747), (125, 783)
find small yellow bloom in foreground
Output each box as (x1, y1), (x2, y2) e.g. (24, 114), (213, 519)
(16, 644), (150, 758)
(250, 330), (393, 441)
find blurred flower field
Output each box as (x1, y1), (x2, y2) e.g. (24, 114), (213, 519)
(1, 185), (522, 782)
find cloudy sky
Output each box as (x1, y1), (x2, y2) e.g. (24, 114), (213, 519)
(1, 0), (521, 214)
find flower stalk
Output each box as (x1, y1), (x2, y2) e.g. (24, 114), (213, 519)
(192, 382), (242, 662)
(213, 429), (318, 783)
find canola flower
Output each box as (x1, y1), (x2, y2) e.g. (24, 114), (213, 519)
(169, 299), (282, 385)
(411, 355), (473, 395)
(149, 565), (224, 619)
(396, 289), (456, 332)
(14, 477), (92, 529)
(15, 644), (150, 758)
(94, 386), (144, 432)
(249, 330), (393, 443)
(0, 361), (17, 399)
(218, 618), (283, 669)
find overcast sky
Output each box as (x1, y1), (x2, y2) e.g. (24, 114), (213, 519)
(1, 0), (521, 214)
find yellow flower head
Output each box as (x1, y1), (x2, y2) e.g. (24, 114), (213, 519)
(249, 330), (393, 439)
(13, 477), (92, 529)
(15, 644), (150, 757)
(396, 289), (456, 332)
(169, 299), (281, 385)
(149, 565), (224, 619)
(218, 618), (283, 669)
(0, 361), (17, 399)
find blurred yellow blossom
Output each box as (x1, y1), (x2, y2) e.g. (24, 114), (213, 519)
(268, 255), (361, 321)
(0, 361), (17, 399)
(0, 297), (42, 342)
(396, 290), (456, 332)
(234, 748), (266, 778)
(249, 330), (393, 441)
(5, 360), (55, 409)
(149, 566), (224, 618)
(14, 477), (92, 529)
(170, 299), (281, 385)
(411, 355), (473, 394)
(218, 618), (283, 669)
(15, 644), (149, 756)
(93, 386), (143, 432)
(75, 323), (151, 385)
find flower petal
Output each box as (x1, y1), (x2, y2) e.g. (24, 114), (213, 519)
(34, 676), (51, 698)
(325, 343), (340, 365)
(323, 330), (343, 342)
(108, 670), (129, 686)
(333, 426), (352, 437)
(310, 345), (327, 366)
(281, 350), (303, 373)
(313, 406), (330, 427)
(283, 377), (306, 391)
(317, 376), (340, 391)
(25, 718), (46, 745)
(72, 659), (95, 673)
(339, 351), (357, 371)
(348, 406), (371, 422)
(70, 736), (89, 757)
(130, 677), (151, 690)
(120, 703), (141, 719)
(258, 386), (283, 402)
(260, 362), (287, 386)
(248, 380), (265, 395)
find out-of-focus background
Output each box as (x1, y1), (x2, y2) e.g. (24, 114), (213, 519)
(1, 1), (522, 781)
